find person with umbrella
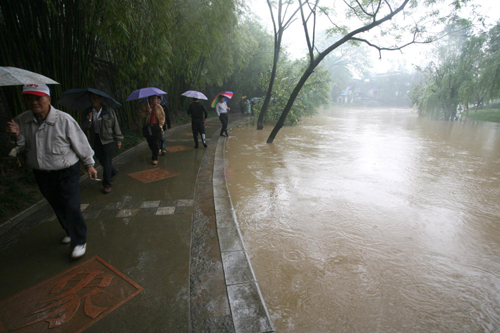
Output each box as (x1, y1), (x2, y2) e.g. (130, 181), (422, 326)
(159, 96), (171, 155)
(81, 92), (123, 194)
(216, 95), (230, 137)
(140, 95), (165, 165)
(187, 97), (208, 148)
(5, 84), (97, 259)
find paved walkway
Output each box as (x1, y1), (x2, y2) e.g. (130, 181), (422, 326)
(0, 114), (274, 333)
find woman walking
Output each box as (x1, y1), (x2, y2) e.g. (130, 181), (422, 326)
(142, 95), (165, 165)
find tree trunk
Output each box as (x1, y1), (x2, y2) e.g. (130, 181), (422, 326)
(257, 35), (282, 130)
(267, 65), (315, 143)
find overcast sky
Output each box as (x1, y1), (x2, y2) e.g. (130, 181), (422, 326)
(248, 0), (500, 73)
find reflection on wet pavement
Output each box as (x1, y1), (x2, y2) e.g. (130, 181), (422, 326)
(226, 108), (500, 332)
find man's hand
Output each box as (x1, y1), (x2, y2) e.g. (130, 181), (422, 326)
(6, 119), (20, 137)
(86, 112), (92, 120)
(117, 142), (122, 149)
(86, 166), (98, 180)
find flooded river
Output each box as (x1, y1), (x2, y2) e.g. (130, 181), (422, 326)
(225, 108), (500, 332)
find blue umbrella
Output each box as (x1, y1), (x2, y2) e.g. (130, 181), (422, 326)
(58, 88), (121, 111)
(126, 87), (167, 101)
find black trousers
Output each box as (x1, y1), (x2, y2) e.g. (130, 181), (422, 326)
(147, 133), (162, 161)
(94, 134), (117, 188)
(191, 119), (205, 137)
(219, 113), (228, 135)
(33, 163), (86, 248)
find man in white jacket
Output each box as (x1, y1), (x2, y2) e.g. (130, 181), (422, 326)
(6, 84), (97, 259)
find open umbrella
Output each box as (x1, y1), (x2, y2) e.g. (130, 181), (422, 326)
(181, 90), (208, 100)
(58, 88), (121, 111)
(0, 66), (59, 86)
(210, 91), (233, 108)
(250, 97), (263, 105)
(126, 87), (167, 101)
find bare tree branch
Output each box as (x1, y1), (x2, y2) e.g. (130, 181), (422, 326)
(354, 0), (375, 18)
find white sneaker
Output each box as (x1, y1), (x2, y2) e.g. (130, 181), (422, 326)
(71, 244), (86, 259)
(61, 236), (71, 244)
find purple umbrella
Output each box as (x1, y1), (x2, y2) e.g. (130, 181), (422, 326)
(126, 87), (167, 101)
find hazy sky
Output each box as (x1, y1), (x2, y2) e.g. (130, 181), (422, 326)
(248, 0), (500, 73)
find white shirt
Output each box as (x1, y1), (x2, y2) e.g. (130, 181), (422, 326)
(216, 102), (228, 116)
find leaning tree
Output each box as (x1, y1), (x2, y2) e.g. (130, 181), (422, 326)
(266, 0), (467, 143)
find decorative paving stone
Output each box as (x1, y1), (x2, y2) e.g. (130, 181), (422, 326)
(98, 209), (118, 218)
(128, 168), (180, 184)
(136, 208), (157, 216)
(181, 133), (193, 136)
(122, 201), (143, 209)
(164, 145), (193, 153)
(116, 209), (140, 218)
(141, 201), (161, 208)
(0, 256), (143, 333)
(159, 200), (177, 207)
(104, 202), (125, 210)
(156, 207), (175, 215)
(176, 199), (194, 206)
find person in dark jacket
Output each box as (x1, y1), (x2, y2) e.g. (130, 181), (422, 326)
(160, 97), (171, 155)
(81, 92), (123, 194)
(187, 98), (208, 148)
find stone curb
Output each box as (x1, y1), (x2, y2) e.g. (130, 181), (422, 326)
(213, 119), (275, 333)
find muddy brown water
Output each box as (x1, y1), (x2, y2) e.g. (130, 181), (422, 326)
(225, 108), (500, 332)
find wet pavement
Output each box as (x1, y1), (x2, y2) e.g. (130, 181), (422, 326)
(0, 113), (273, 333)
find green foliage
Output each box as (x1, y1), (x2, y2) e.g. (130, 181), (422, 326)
(255, 58), (330, 126)
(410, 21), (500, 120)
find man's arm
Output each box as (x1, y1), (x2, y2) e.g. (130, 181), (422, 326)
(110, 109), (124, 147)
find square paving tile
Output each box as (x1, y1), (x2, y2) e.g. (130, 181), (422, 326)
(136, 207), (157, 216)
(176, 199), (194, 207)
(128, 168), (180, 184)
(156, 207), (175, 215)
(0, 256), (142, 333)
(141, 201), (161, 208)
(116, 209), (140, 218)
(164, 146), (193, 153)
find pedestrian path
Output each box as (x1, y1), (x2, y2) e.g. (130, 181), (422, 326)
(0, 114), (274, 332)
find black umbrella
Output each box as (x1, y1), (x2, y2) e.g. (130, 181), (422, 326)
(58, 88), (121, 111)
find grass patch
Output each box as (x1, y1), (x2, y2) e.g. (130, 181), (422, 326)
(466, 109), (500, 123)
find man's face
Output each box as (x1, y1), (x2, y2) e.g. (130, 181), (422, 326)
(24, 94), (51, 118)
(89, 93), (103, 109)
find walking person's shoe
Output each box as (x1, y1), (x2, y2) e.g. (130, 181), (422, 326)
(203, 142), (207, 148)
(111, 170), (119, 181)
(103, 187), (112, 194)
(61, 236), (71, 244)
(152, 160), (158, 165)
(161, 150), (166, 155)
(71, 244), (86, 259)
